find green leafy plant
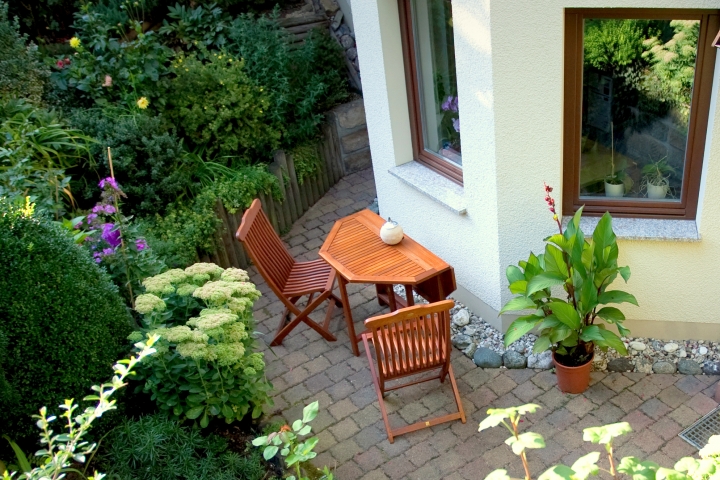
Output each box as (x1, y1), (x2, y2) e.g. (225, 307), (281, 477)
(131, 263), (272, 427)
(0, 1), (49, 105)
(0, 196), (133, 453)
(51, 3), (173, 108)
(479, 404), (720, 480)
(253, 401), (334, 480)
(1, 336), (158, 480)
(99, 414), (270, 480)
(165, 48), (279, 159)
(500, 184), (637, 367)
(641, 157), (675, 188)
(227, 13), (349, 149)
(159, 2), (232, 50)
(68, 109), (194, 216)
(142, 166), (280, 267)
(0, 99), (93, 218)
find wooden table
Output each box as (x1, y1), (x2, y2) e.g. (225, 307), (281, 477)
(319, 209), (456, 356)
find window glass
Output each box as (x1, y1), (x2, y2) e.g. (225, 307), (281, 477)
(411, 0), (461, 166)
(579, 19), (699, 201)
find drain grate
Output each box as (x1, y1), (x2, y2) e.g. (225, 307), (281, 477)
(680, 405), (720, 449)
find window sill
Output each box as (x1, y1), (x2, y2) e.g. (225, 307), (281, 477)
(388, 161), (467, 215)
(562, 216), (700, 242)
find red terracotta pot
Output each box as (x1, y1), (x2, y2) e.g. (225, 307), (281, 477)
(552, 352), (594, 394)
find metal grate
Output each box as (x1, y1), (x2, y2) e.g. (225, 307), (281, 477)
(680, 405), (720, 449)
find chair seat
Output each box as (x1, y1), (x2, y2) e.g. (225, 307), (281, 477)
(283, 259), (334, 297)
(373, 317), (446, 378)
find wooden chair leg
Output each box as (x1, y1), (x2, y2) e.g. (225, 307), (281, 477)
(448, 365), (466, 423)
(363, 333), (394, 443)
(270, 293), (337, 346)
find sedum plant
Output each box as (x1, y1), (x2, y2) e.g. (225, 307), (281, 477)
(500, 184), (637, 367)
(479, 404), (720, 480)
(1, 336), (158, 480)
(130, 263), (272, 427)
(253, 401), (333, 480)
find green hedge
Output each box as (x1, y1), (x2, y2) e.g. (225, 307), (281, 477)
(0, 199), (132, 450)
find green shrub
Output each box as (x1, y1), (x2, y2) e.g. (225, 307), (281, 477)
(0, 1), (49, 104)
(228, 14), (350, 148)
(130, 263), (272, 427)
(164, 49), (280, 159)
(69, 109), (195, 216)
(0, 197), (133, 451)
(142, 165), (280, 267)
(101, 414), (269, 480)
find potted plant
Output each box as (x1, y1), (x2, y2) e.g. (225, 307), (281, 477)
(604, 122), (625, 197)
(499, 184), (637, 393)
(642, 157), (674, 200)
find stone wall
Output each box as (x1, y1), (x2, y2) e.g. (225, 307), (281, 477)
(328, 99), (371, 173)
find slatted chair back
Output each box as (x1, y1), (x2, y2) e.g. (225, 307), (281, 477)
(362, 299), (465, 443)
(236, 199), (295, 293)
(365, 299), (453, 385)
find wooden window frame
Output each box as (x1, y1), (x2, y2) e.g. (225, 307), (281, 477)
(397, 0), (463, 185)
(563, 8), (719, 219)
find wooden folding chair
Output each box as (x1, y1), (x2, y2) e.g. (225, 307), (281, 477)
(236, 199), (343, 347)
(361, 299), (466, 443)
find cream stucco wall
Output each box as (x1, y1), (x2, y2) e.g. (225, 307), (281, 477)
(354, 0), (720, 340)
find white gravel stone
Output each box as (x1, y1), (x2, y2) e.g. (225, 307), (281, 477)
(629, 341), (646, 351)
(664, 342), (679, 353)
(452, 309), (471, 327)
(700, 346), (709, 355)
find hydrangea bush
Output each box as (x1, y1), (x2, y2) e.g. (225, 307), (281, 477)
(131, 263), (272, 427)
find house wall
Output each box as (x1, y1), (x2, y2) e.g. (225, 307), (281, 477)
(354, 0), (720, 340)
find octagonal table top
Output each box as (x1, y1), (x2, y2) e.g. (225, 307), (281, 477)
(318, 209), (451, 285)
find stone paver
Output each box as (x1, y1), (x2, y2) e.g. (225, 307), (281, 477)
(250, 168), (720, 479)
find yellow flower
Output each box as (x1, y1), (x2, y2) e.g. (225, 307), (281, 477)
(69, 37), (81, 49)
(136, 97), (149, 109)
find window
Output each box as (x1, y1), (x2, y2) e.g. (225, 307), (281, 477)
(398, 0), (463, 184)
(563, 9), (719, 219)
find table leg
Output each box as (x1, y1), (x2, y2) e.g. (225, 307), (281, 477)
(404, 285), (415, 307)
(387, 284), (397, 311)
(338, 275), (360, 356)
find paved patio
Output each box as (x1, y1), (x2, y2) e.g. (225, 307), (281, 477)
(248, 168), (719, 480)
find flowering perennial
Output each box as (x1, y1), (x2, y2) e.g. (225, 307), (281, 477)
(130, 263), (270, 425)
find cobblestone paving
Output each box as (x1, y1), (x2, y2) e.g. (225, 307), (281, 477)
(249, 168), (719, 480)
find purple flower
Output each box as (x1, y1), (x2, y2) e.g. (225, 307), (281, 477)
(441, 95), (459, 113)
(101, 223), (122, 248)
(87, 213), (98, 222)
(452, 118), (460, 133)
(99, 177), (119, 190)
(93, 252), (102, 263)
(135, 238), (148, 251)
(102, 247), (115, 256)
(103, 205), (116, 215)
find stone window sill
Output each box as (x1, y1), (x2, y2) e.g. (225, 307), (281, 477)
(388, 161), (466, 215)
(562, 216), (700, 242)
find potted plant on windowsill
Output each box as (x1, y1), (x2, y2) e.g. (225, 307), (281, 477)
(642, 157), (674, 200)
(604, 122), (625, 198)
(499, 184), (638, 393)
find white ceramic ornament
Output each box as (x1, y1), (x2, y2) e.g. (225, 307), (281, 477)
(380, 217), (404, 245)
